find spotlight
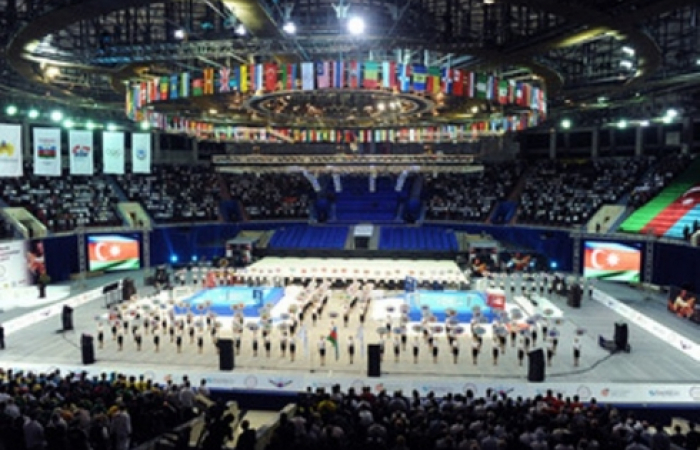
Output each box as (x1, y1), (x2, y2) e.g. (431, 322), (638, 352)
(45, 66), (60, 79)
(86, 121), (96, 130)
(170, 255), (179, 263)
(174, 29), (186, 40)
(107, 123), (117, 131)
(347, 16), (365, 35)
(665, 109), (678, 118)
(620, 60), (633, 69)
(484, 0), (495, 4)
(639, 120), (650, 127)
(561, 118), (572, 130)
(622, 46), (635, 56)
(5, 105), (18, 116)
(662, 115), (673, 124)
(50, 110), (63, 122)
(140, 121), (150, 131)
(283, 21), (296, 34)
(234, 24), (246, 36)
(62, 119), (74, 129)
(377, 102), (385, 111)
(617, 119), (628, 129)
(209, 108), (218, 115)
(28, 109), (40, 119)
(470, 105), (479, 114)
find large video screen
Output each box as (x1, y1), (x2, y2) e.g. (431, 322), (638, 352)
(88, 234), (141, 272)
(583, 241), (642, 282)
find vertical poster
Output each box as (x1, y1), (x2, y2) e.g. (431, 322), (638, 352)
(131, 132), (151, 173)
(68, 130), (94, 175)
(33, 127), (62, 176)
(0, 240), (31, 290)
(102, 131), (125, 174)
(0, 124), (23, 177)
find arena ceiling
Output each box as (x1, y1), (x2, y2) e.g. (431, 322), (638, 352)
(1, 0), (699, 128)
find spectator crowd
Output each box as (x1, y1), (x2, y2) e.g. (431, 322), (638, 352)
(228, 173), (311, 220)
(263, 386), (698, 450)
(424, 163), (522, 222)
(518, 158), (649, 227)
(0, 368), (208, 450)
(628, 154), (694, 209)
(117, 165), (221, 223)
(0, 164), (121, 232)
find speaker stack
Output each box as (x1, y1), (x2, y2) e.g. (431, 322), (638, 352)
(62, 306), (74, 332)
(527, 348), (546, 382)
(614, 322), (629, 352)
(81, 334), (95, 365)
(218, 339), (235, 371)
(367, 344), (381, 377)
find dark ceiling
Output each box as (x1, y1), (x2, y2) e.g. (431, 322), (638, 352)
(0, 0), (699, 127)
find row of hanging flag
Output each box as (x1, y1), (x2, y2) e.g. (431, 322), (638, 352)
(137, 110), (543, 143)
(125, 60), (547, 119)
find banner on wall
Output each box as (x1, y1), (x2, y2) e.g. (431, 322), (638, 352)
(0, 124), (23, 177)
(33, 127), (62, 176)
(0, 240), (30, 289)
(102, 131), (125, 174)
(68, 130), (94, 175)
(131, 132), (151, 173)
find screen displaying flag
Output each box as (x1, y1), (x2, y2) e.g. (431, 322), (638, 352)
(327, 326), (339, 360)
(583, 241), (641, 282)
(88, 235), (141, 272)
(412, 65), (427, 92)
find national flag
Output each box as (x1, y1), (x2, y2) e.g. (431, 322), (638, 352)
(363, 61), (379, 89)
(583, 242), (641, 282)
(497, 79), (509, 104)
(203, 68), (215, 95)
(398, 64), (411, 92)
(170, 75), (179, 100)
(333, 61), (345, 88)
(427, 66), (441, 94)
(138, 83), (146, 107)
(240, 65), (248, 93)
(316, 61), (330, 89)
(219, 68), (231, 92)
(453, 69), (464, 96)
(180, 72), (190, 98)
(442, 68), (453, 94)
(125, 88), (133, 118)
(160, 76), (169, 100)
(149, 79), (158, 103)
(349, 61), (361, 88)
(382, 61), (392, 89)
(289, 64), (298, 90)
(301, 62), (315, 90)
(88, 235), (140, 271)
(192, 79), (203, 96)
(475, 74), (488, 99)
(232, 66), (241, 91)
(515, 82), (524, 106)
(508, 80), (516, 104)
(256, 64), (264, 91)
(249, 64), (256, 91)
(464, 72), (475, 98)
(264, 63), (277, 92)
(412, 64), (427, 92)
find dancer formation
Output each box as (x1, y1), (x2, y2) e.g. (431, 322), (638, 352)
(96, 269), (586, 372)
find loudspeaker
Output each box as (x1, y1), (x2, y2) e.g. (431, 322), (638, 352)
(81, 334), (95, 365)
(367, 344), (381, 377)
(218, 339), (235, 371)
(62, 306), (74, 331)
(614, 322), (628, 350)
(527, 348), (545, 382)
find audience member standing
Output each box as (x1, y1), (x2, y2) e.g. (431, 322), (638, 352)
(236, 420), (257, 450)
(110, 405), (132, 450)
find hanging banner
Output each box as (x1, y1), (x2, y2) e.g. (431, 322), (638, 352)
(33, 127), (62, 177)
(0, 124), (23, 177)
(68, 130), (94, 175)
(102, 131), (125, 174)
(131, 132), (152, 174)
